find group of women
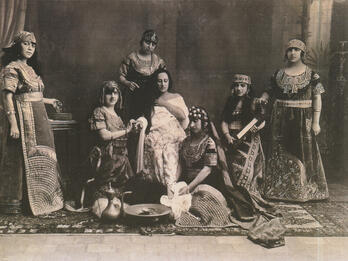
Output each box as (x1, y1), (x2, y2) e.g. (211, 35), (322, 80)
(0, 30), (328, 246)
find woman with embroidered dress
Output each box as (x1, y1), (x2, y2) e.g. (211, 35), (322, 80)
(119, 29), (166, 121)
(177, 106), (221, 195)
(258, 39), (329, 202)
(88, 81), (141, 217)
(141, 69), (189, 197)
(221, 74), (270, 207)
(0, 31), (64, 215)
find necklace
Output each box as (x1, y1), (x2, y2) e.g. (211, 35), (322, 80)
(182, 134), (210, 165)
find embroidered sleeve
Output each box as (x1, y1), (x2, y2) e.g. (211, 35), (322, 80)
(89, 107), (107, 131)
(119, 55), (131, 78)
(204, 137), (217, 166)
(1, 67), (19, 93)
(311, 72), (325, 95)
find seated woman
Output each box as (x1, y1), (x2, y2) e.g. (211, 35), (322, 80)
(177, 106), (221, 195)
(141, 69), (189, 198)
(88, 81), (141, 217)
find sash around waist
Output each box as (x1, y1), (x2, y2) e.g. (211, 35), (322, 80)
(275, 99), (312, 108)
(15, 92), (43, 102)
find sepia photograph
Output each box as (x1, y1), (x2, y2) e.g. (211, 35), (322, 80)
(0, 0), (347, 260)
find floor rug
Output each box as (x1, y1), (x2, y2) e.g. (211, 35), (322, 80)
(0, 200), (347, 236)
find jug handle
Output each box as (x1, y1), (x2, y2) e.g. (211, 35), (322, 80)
(121, 191), (133, 216)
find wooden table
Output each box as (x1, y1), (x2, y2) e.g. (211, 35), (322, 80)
(49, 119), (80, 200)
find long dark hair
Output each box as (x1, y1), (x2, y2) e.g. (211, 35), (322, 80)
(143, 68), (174, 132)
(1, 42), (42, 76)
(221, 83), (255, 126)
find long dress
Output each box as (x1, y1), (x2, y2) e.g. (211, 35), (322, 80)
(89, 107), (134, 200)
(222, 97), (270, 208)
(0, 61), (64, 215)
(119, 51), (166, 120)
(263, 66), (329, 202)
(142, 95), (188, 190)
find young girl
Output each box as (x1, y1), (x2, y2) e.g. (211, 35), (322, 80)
(88, 81), (141, 217)
(258, 39), (329, 202)
(0, 31), (63, 215)
(221, 74), (267, 203)
(119, 29), (166, 121)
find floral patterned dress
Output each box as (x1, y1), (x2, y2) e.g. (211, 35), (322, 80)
(142, 95), (188, 190)
(89, 107), (134, 199)
(263, 66), (329, 202)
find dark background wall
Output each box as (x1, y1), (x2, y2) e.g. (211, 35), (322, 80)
(22, 0), (346, 181)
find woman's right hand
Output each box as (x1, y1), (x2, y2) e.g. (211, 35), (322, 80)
(128, 81), (140, 92)
(10, 124), (20, 139)
(225, 134), (235, 145)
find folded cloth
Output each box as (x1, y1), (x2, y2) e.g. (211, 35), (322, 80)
(247, 215), (286, 248)
(160, 182), (192, 220)
(175, 184), (236, 227)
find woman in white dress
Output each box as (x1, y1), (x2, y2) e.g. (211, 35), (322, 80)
(141, 69), (189, 197)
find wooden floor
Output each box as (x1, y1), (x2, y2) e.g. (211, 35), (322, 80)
(0, 234), (348, 261)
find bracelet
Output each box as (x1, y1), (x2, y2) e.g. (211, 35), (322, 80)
(313, 109), (321, 112)
(6, 110), (16, 115)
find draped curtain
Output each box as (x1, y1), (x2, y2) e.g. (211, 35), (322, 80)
(0, 0), (27, 57)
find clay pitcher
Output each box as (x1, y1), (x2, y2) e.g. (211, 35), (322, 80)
(101, 183), (121, 223)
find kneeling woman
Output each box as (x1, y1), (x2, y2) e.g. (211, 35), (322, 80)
(89, 81), (140, 217)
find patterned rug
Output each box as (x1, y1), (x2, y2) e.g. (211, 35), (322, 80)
(0, 200), (347, 236)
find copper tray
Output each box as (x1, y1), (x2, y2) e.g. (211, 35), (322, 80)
(124, 204), (170, 218)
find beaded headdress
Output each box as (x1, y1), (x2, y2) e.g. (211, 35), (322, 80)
(232, 74), (251, 85)
(3, 31), (36, 49)
(189, 106), (209, 123)
(286, 39), (306, 53)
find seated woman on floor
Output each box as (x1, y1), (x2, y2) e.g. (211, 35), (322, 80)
(139, 69), (189, 200)
(88, 81), (142, 217)
(177, 106), (222, 195)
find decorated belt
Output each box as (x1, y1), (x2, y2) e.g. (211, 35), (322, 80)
(228, 121), (243, 130)
(15, 92), (43, 102)
(276, 99), (312, 108)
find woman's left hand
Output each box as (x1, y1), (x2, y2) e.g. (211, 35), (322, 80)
(312, 123), (321, 135)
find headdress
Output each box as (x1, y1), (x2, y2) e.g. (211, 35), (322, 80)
(286, 39), (306, 53)
(141, 29), (159, 44)
(3, 31), (36, 49)
(189, 106), (209, 123)
(99, 81), (122, 108)
(232, 74), (251, 85)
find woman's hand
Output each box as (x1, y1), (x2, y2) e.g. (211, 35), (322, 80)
(128, 81), (140, 92)
(255, 97), (268, 105)
(178, 185), (190, 196)
(127, 120), (136, 133)
(225, 134), (235, 144)
(250, 125), (259, 133)
(10, 124), (20, 139)
(312, 122), (321, 135)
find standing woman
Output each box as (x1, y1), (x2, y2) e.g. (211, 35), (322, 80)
(259, 39), (329, 202)
(0, 31), (64, 215)
(119, 29), (166, 121)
